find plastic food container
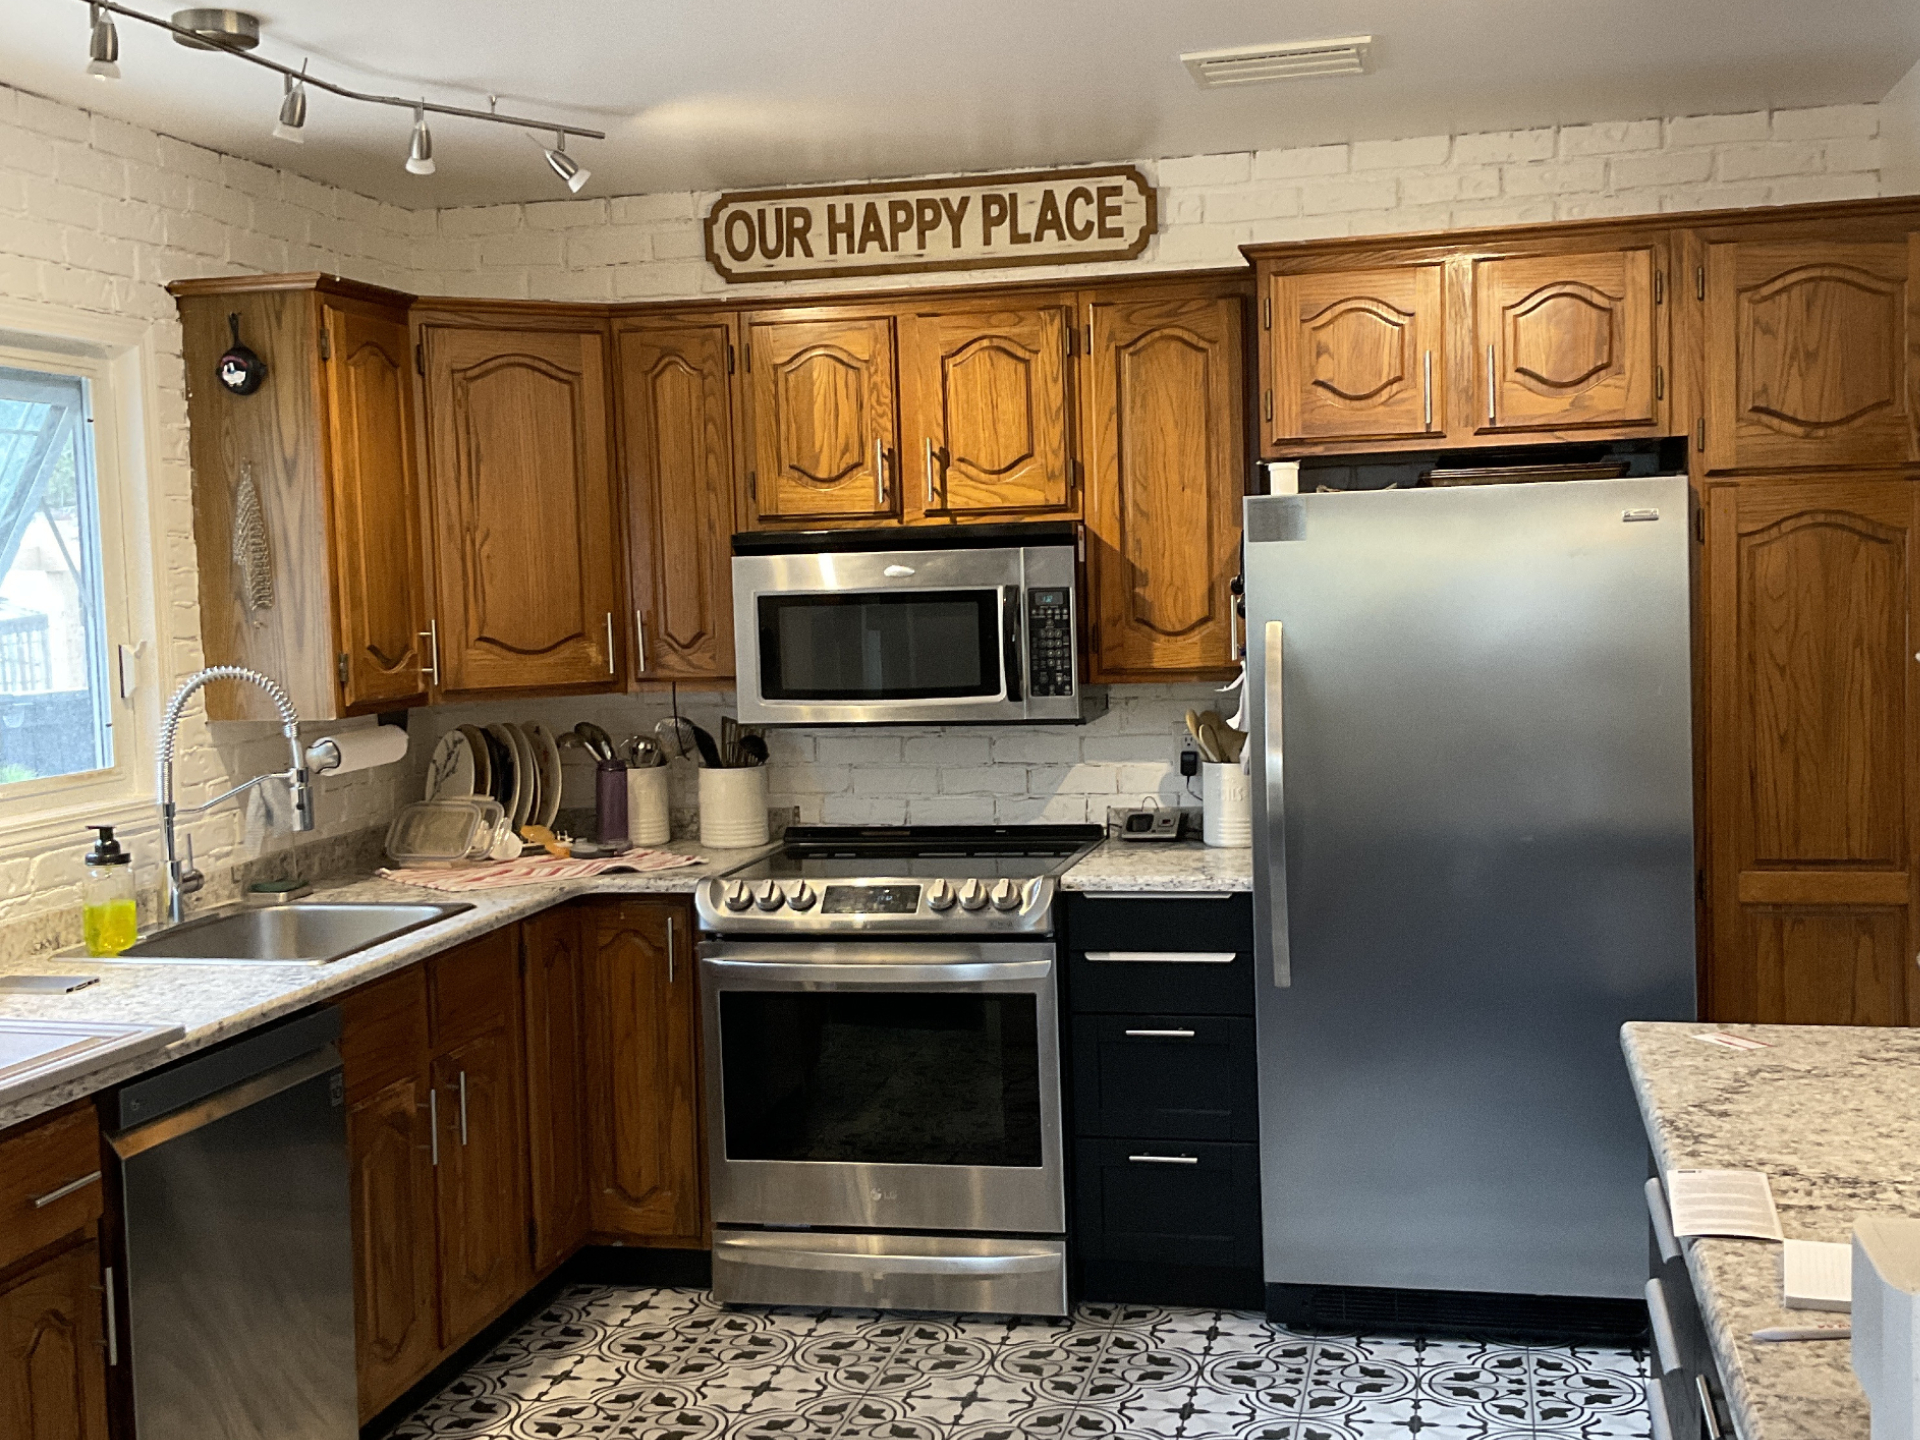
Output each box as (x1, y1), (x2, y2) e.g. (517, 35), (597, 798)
(386, 798), (505, 865)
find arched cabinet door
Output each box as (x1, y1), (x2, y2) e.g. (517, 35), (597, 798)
(1701, 237), (1919, 472)
(743, 311), (898, 522)
(1268, 264), (1446, 445)
(1471, 248), (1660, 436)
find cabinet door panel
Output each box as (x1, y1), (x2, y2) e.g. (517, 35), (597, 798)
(1705, 479), (1920, 1025)
(585, 902), (703, 1241)
(421, 325), (619, 691)
(1473, 249), (1657, 434)
(618, 319), (738, 679)
(323, 301), (429, 710)
(1271, 265), (1444, 444)
(522, 907), (590, 1273)
(1085, 292), (1244, 679)
(0, 1238), (108, 1440)
(1704, 239), (1919, 471)
(745, 314), (897, 522)
(433, 1025), (528, 1343)
(905, 305), (1072, 516)
(346, 1072), (438, 1420)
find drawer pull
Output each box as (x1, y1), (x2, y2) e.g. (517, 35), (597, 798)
(1128, 1153), (1199, 1165)
(31, 1170), (100, 1208)
(1644, 1278), (1683, 1376)
(1124, 1028), (1196, 1038)
(1085, 951), (1237, 965)
(1645, 1176), (1681, 1263)
(1695, 1375), (1722, 1440)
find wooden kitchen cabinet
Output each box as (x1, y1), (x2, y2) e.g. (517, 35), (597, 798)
(1267, 264), (1446, 446)
(1703, 477), (1920, 1025)
(742, 309), (899, 523)
(584, 900), (705, 1243)
(900, 300), (1075, 518)
(416, 314), (622, 692)
(1082, 287), (1246, 680)
(615, 314), (740, 681)
(1697, 234), (1920, 473)
(174, 276), (430, 720)
(521, 907), (591, 1272)
(1470, 246), (1661, 437)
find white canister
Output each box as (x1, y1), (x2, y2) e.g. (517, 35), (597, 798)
(1202, 761), (1252, 848)
(699, 766), (771, 849)
(627, 765), (671, 847)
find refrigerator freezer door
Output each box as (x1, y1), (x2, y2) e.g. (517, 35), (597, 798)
(1245, 476), (1695, 1301)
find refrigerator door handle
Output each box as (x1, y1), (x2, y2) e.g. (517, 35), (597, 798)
(1257, 619), (1292, 988)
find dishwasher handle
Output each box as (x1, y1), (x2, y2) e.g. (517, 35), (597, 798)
(107, 1044), (341, 1161)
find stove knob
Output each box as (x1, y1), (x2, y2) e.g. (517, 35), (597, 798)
(753, 879), (786, 911)
(785, 880), (817, 911)
(926, 878), (957, 911)
(723, 881), (754, 912)
(958, 878), (989, 912)
(990, 878), (1023, 911)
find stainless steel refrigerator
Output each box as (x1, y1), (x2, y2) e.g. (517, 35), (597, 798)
(1244, 476), (1695, 1315)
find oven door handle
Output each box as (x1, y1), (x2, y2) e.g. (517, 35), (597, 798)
(1003, 585), (1023, 703)
(715, 1235), (1061, 1277)
(702, 957), (1053, 986)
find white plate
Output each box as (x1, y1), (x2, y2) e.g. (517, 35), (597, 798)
(504, 722), (539, 831)
(524, 722), (565, 828)
(423, 730), (476, 801)
(484, 723), (525, 831)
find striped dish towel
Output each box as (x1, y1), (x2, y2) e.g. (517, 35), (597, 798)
(379, 849), (701, 891)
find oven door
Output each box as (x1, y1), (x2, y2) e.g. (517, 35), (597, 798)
(700, 941), (1064, 1235)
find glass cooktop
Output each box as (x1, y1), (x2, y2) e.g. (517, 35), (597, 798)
(719, 824), (1102, 883)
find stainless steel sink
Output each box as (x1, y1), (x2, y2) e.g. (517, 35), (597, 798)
(114, 902), (472, 965)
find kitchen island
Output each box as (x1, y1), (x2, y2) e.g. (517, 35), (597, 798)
(1622, 1021), (1920, 1440)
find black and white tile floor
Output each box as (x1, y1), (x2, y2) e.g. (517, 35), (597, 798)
(389, 1287), (1651, 1440)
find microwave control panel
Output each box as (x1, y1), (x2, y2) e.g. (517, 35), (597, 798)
(1027, 588), (1075, 696)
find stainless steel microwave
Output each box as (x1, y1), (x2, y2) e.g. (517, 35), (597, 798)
(731, 523), (1102, 726)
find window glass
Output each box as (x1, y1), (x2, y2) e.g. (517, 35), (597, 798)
(0, 366), (112, 784)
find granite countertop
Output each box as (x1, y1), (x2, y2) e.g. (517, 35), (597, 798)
(1059, 838), (1253, 892)
(1622, 1021), (1920, 1440)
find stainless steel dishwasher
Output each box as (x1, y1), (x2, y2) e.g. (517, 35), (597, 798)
(105, 1007), (356, 1440)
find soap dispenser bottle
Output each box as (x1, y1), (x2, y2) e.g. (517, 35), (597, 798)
(82, 824), (137, 957)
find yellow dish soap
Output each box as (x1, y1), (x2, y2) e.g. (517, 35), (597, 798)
(82, 824), (137, 957)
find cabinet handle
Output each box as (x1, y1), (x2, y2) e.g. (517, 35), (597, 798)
(874, 438), (887, 508)
(1128, 1153), (1199, 1165)
(1124, 1028), (1196, 1038)
(666, 912), (676, 984)
(925, 436), (937, 507)
(428, 1088), (439, 1166)
(31, 1170), (100, 1208)
(418, 620), (441, 686)
(102, 1265), (118, 1367)
(1696, 1376), (1722, 1440)
(605, 613), (616, 675)
(1486, 343), (1497, 424)
(635, 610), (647, 673)
(1422, 349), (1433, 430)
(1084, 950), (1237, 964)
(458, 1069), (469, 1146)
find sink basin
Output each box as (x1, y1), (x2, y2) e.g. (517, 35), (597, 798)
(114, 902), (472, 966)
(0, 1018), (185, 1111)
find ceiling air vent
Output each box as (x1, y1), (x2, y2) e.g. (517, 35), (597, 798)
(1181, 36), (1373, 89)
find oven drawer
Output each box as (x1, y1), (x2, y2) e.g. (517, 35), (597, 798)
(1070, 1015), (1257, 1142)
(1072, 1138), (1261, 1270)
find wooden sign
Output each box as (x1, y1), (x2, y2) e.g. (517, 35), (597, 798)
(704, 166), (1155, 283)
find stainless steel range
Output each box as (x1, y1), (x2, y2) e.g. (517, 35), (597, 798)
(695, 824), (1100, 1316)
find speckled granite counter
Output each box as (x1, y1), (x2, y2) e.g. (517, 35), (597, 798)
(1058, 839), (1253, 892)
(1622, 1021), (1920, 1440)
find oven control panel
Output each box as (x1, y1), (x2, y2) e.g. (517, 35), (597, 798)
(696, 875), (1055, 934)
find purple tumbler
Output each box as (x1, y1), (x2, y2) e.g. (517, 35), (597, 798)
(595, 759), (629, 848)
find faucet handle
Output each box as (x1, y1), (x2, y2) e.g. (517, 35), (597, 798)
(179, 834), (204, 894)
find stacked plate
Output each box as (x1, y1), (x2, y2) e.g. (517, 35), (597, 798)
(424, 721), (565, 833)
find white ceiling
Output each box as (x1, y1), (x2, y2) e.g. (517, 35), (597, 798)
(6, 0), (1920, 208)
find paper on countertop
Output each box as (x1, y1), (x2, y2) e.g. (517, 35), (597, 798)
(1668, 1169), (1785, 1241)
(1693, 1031), (1774, 1051)
(1782, 1238), (1852, 1312)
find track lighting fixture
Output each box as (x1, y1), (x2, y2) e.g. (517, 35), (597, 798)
(536, 132), (591, 194)
(86, 3), (121, 79)
(405, 104), (435, 176)
(271, 62), (306, 142)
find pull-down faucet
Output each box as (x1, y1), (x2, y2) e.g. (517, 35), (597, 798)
(156, 665), (318, 925)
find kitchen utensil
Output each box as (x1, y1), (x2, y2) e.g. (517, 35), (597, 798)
(655, 715), (697, 761)
(525, 722), (565, 827)
(739, 733), (769, 767)
(1187, 710), (1223, 763)
(689, 720), (721, 769)
(574, 721), (616, 763)
(621, 733), (661, 768)
(423, 730), (476, 801)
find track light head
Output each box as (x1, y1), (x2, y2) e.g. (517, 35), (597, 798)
(271, 67), (306, 142)
(535, 131), (590, 194)
(86, 4), (121, 80)
(405, 104), (434, 176)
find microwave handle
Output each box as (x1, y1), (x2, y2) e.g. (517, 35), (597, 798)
(1003, 586), (1024, 703)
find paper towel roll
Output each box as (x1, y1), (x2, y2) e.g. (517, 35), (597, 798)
(310, 724), (408, 776)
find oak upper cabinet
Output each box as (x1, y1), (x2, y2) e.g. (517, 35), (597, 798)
(1697, 232), (1920, 472)
(1083, 287), (1247, 680)
(174, 277), (430, 720)
(520, 907), (591, 1272)
(1704, 478), (1920, 1026)
(742, 310), (899, 524)
(1470, 246), (1662, 437)
(584, 900), (705, 1243)
(900, 301), (1075, 518)
(1267, 264), (1446, 447)
(615, 314), (739, 681)
(417, 315), (622, 692)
